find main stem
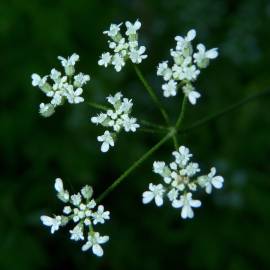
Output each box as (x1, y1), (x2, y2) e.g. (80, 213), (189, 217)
(96, 129), (175, 203)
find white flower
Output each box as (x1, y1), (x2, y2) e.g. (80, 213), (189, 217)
(142, 183), (165, 207)
(181, 162), (200, 177)
(98, 52), (112, 67)
(70, 224), (84, 241)
(175, 29), (196, 54)
(32, 73), (47, 87)
(153, 161), (166, 175)
(182, 84), (201, 105)
(81, 185), (93, 200)
(40, 215), (62, 234)
(182, 65), (200, 81)
(162, 80), (177, 97)
(82, 232), (109, 257)
(172, 146), (192, 167)
(39, 103), (55, 117)
(157, 61), (169, 76)
(121, 115), (140, 132)
(97, 130), (115, 152)
(58, 53), (79, 68)
(129, 46), (147, 63)
(55, 178), (64, 193)
(198, 167), (224, 194)
(91, 113), (107, 125)
(172, 193), (201, 219)
(103, 23), (122, 37)
(74, 73), (90, 87)
(63, 206), (72, 214)
(107, 92), (123, 105)
(92, 205), (110, 225)
(125, 20), (141, 36)
(112, 53), (125, 72)
(194, 44), (218, 68)
(71, 193), (82, 206)
(65, 86), (84, 104)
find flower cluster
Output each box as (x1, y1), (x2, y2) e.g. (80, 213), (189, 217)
(91, 92), (140, 153)
(98, 20), (147, 72)
(157, 29), (218, 105)
(31, 53), (90, 117)
(40, 178), (110, 257)
(142, 146), (224, 219)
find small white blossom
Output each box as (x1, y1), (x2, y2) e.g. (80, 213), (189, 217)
(32, 73), (47, 87)
(172, 193), (201, 219)
(70, 224), (84, 241)
(82, 232), (109, 257)
(39, 103), (55, 117)
(142, 183), (165, 207)
(198, 167), (224, 194)
(71, 193), (82, 206)
(125, 20), (141, 36)
(129, 46), (147, 64)
(98, 52), (112, 67)
(194, 44), (218, 68)
(40, 215), (62, 234)
(103, 23), (122, 37)
(121, 115), (140, 132)
(182, 84), (201, 105)
(92, 205), (110, 225)
(162, 80), (177, 97)
(97, 130), (115, 153)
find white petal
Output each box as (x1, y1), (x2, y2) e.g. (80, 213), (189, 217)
(93, 244), (104, 257)
(187, 29), (196, 41)
(190, 199), (201, 208)
(206, 48), (218, 59)
(101, 142), (109, 153)
(98, 235), (109, 244)
(82, 242), (92, 252)
(212, 176), (224, 189)
(142, 191), (154, 204)
(155, 195), (163, 207)
(172, 200), (183, 208)
(54, 178), (63, 193)
(40, 215), (53, 226)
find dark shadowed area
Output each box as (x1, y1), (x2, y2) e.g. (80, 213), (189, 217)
(1, 0), (270, 269)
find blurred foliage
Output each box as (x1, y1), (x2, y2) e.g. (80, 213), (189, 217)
(1, 0), (270, 269)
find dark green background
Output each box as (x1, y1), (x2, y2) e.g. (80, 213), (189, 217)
(1, 0), (270, 269)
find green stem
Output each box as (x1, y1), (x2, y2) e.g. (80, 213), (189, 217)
(133, 65), (170, 125)
(133, 65), (179, 148)
(140, 119), (169, 131)
(175, 96), (188, 129)
(178, 89), (270, 134)
(87, 101), (109, 111)
(96, 129), (175, 203)
(140, 127), (166, 134)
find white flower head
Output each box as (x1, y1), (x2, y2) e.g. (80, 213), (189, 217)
(99, 19), (147, 71)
